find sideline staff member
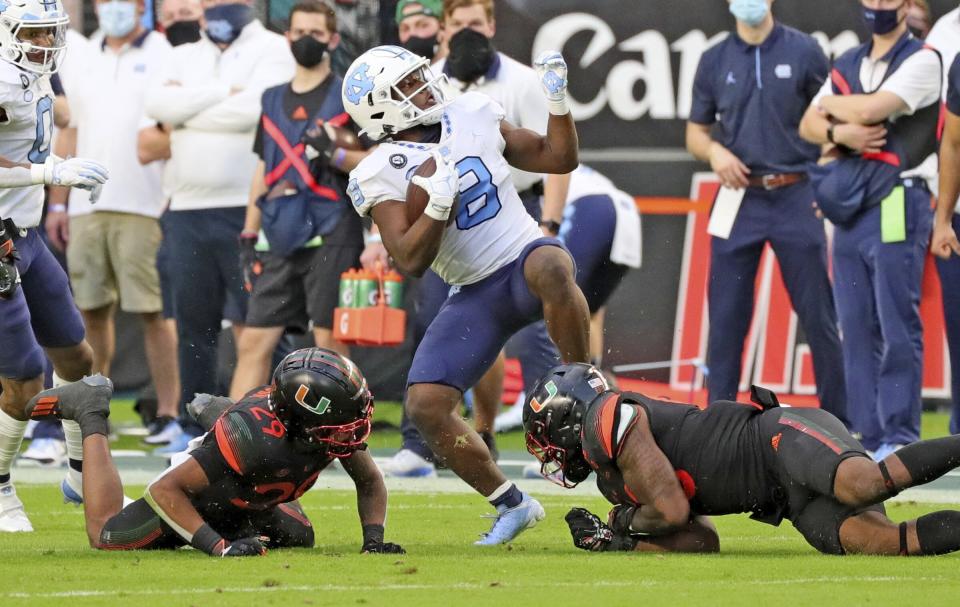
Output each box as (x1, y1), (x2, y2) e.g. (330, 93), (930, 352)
(686, 0), (846, 423)
(800, 0), (941, 461)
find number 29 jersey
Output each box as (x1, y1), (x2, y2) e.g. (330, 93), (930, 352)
(347, 92), (542, 286)
(0, 62), (54, 228)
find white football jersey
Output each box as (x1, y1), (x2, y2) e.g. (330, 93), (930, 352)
(0, 62), (54, 228)
(348, 92), (542, 286)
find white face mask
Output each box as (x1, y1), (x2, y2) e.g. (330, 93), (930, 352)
(98, 1), (138, 38)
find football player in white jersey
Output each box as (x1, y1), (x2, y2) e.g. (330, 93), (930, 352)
(342, 45), (588, 545)
(0, 0), (109, 532)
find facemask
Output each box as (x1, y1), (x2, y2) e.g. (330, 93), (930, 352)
(204, 2), (254, 45)
(729, 0), (769, 27)
(98, 0), (138, 38)
(446, 28), (496, 83)
(863, 3), (904, 36)
(165, 20), (202, 46)
(402, 33), (438, 60)
(290, 35), (327, 68)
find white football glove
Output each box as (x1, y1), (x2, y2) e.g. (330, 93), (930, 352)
(411, 149), (460, 222)
(32, 157), (110, 191)
(534, 50), (569, 116)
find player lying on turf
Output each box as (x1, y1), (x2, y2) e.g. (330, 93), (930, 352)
(341, 45), (589, 544)
(25, 347), (404, 556)
(524, 363), (960, 556)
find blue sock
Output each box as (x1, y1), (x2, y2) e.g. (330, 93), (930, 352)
(489, 483), (523, 510)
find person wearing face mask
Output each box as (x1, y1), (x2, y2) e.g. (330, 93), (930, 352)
(396, 0), (443, 62)
(228, 0), (372, 399)
(43, 0), (182, 456)
(686, 1), (847, 430)
(159, 0), (203, 46)
(927, 2), (960, 439)
(144, 0), (294, 456)
(800, 0), (942, 462)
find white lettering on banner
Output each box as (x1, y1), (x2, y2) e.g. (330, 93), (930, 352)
(532, 13), (859, 122)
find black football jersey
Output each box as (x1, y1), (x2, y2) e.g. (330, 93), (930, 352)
(189, 388), (335, 522)
(581, 391), (779, 519)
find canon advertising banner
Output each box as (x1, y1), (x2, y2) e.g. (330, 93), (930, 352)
(491, 0), (956, 400)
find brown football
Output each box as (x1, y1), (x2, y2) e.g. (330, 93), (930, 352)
(326, 123), (364, 151)
(405, 156), (457, 225)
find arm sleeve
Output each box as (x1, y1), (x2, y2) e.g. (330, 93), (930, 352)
(879, 48), (943, 114)
(688, 51), (717, 125)
(948, 55), (960, 116)
(804, 41), (830, 103)
(183, 38), (295, 133)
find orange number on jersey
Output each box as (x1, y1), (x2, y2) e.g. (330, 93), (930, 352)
(250, 406), (287, 439)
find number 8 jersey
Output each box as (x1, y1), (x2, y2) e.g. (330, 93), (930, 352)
(0, 61), (54, 228)
(347, 92), (542, 286)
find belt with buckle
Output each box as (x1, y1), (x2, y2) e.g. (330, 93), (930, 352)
(747, 172), (807, 191)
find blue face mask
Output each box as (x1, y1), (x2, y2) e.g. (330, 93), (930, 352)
(863, 3), (905, 35)
(98, 0), (137, 38)
(729, 0), (770, 27)
(204, 3), (254, 45)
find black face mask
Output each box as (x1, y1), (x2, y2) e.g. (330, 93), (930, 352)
(402, 33), (438, 60)
(291, 36), (327, 68)
(447, 28), (496, 83)
(165, 20), (202, 46)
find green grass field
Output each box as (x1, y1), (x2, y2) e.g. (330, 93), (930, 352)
(7, 403), (960, 606)
(3, 487), (960, 606)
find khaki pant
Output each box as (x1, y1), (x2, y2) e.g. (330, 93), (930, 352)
(67, 212), (162, 313)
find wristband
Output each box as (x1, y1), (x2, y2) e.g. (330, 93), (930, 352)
(190, 522), (227, 556)
(547, 98), (569, 116)
(239, 231), (258, 240)
(30, 161), (49, 185)
(424, 201), (452, 222)
(333, 148), (347, 169)
(362, 523), (385, 545)
(48, 204), (67, 213)
(365, 232), (382, 244)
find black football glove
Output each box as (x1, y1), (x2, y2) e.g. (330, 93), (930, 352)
(565, 507), (614, 551)
(221, 536), (267, 557)
(303, 121), (336, 164)
(238, 233), (262, 294)
(0, 224), (20, 300)
(361, 539), (406, 554)
(607, 504), (638, 535)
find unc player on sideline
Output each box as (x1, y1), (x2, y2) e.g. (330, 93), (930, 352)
(0, 0), (110, 532)
(342, 45), (588, 544)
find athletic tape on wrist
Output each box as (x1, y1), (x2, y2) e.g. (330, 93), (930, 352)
(547, 98), (569, 116)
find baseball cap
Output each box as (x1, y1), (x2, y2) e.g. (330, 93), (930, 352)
(395, 0), (443, 25)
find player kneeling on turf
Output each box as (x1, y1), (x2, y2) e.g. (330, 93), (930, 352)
(25, 347), (403, 557)
(524, 363), (960, 556)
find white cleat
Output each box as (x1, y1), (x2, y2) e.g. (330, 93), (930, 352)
(0, 482), (33, 532)
(379, 449), (436, 478)
(474, 493), (545, 546)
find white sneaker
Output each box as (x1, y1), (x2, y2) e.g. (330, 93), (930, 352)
(494, 396), (525, 433)
(0, 482), (33, 532)
(20, 438), (67, 466)
(380, 449), (436, 478)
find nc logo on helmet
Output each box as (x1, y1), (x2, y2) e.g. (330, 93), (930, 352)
(529, 380), (558, 413)
(295, 384), (330, 414)
(345, 63), (374, 105)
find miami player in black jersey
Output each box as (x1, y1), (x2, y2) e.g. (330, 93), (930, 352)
(24, 348), (404, 557)
(524, 363), (960, 556)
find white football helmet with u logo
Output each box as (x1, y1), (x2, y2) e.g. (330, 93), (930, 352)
(0, 0), (69, 75)
(342, 45), (451, 141)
